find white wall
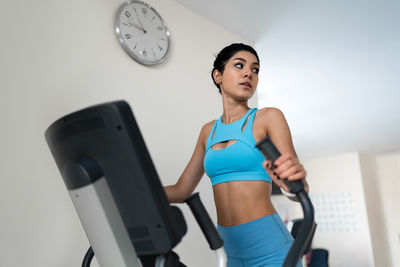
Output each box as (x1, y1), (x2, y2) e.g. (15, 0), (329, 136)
(359, 154), (392, 267)
(375, 152), (400, 267)
(297, 153), (375, 267)
(0, 0), (251, 266)
(277, 152), (400, 267)
(272, 158), (390, 267)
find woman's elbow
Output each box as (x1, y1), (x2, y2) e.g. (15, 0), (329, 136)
(164, 184), (191, 204)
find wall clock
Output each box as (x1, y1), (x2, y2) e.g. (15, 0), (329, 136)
(115, 1), (170, 65)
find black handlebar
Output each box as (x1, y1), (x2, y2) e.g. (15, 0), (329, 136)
(255, 136), (305, 193)
(82, 247), (94, 267)
(185, 193), (224, 250)
(256, 136), (315, 267)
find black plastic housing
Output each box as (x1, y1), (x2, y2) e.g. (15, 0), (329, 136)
(45, 100), (187, 256)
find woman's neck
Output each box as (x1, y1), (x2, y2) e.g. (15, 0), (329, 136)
(221, 103), (250, 124)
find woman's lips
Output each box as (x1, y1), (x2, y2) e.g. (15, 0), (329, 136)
(240, 82), (252, 89)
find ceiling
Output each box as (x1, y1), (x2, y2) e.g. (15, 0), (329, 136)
(175, 0), (400, 158)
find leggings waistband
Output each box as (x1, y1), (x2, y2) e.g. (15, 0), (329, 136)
(217, 212), (293, 259)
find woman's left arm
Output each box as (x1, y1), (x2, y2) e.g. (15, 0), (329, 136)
(258, 108), (309, 201)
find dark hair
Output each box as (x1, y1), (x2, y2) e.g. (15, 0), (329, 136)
(211, 43), (260, 93)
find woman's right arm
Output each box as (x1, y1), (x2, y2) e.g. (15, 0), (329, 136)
(164, 122), (212, 203)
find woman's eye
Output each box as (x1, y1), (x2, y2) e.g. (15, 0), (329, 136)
(234, 63), (243, 68)
(252, 68), (260, 74)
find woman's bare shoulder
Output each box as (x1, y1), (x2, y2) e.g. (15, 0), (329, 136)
(201, 119), (217, 137)
(257, 107), (285, 119)
(256, 107), (286, 124)
(194, 120), (215, 145)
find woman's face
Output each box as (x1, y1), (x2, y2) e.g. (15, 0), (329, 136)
(214, 50), (260, 100)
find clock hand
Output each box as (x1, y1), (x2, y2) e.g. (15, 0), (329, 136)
(126, 21), (147, 33)
(136, 17), (147, 32)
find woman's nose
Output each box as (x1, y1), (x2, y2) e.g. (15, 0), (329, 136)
(243, 68), (252, 78)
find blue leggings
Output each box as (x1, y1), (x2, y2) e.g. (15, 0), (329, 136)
(217, 213), (302, 267)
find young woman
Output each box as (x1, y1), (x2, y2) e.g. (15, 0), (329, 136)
(164, 43), (308, 267)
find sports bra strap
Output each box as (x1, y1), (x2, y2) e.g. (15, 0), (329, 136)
(241, 108), (257, 137)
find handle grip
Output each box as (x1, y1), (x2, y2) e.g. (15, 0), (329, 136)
(185, 193), (224, 250)
(255, 136), (304, 194)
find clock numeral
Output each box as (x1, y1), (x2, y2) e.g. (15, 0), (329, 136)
(159, 37), (166, 41)
(133, 7), (138, 14)
(125, 33), (132, 39)
(152, 48), (156, 57)
(142, 49), (147, 57)
(134, 43), (139, 50)
(125, 11), (131, 18)
(156, 26), (164, 31)
(157, 45), (163, 51)
(151, 16), (156, 22)
(142, 8), (147, 15)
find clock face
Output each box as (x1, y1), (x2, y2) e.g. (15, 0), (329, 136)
(115, 1), (170, 65)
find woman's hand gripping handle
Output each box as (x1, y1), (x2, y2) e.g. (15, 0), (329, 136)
(255, 136), (304, 194)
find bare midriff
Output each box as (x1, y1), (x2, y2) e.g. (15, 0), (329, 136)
(212, 180), (276, 227)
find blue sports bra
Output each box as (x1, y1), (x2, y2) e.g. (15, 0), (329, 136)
(203, 108), (272, 186)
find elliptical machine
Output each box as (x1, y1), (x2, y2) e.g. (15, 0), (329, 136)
(44, 100), (314, 267)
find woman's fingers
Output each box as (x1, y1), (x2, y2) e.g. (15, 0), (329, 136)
(287, 170), (307, 181)
(273, 153), (306, 181)
(262, 156), (306, 192)
(262, 160), (274, 176)
(279, 164), (304, 180)
(263, 160), (283, 185)
(274, 159), (295, 175)
(273, 152), (292, 166)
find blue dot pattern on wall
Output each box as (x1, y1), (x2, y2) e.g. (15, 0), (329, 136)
(310, 192), (358, 233)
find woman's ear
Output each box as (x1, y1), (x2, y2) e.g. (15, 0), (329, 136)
(213, 69), (222, 85)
